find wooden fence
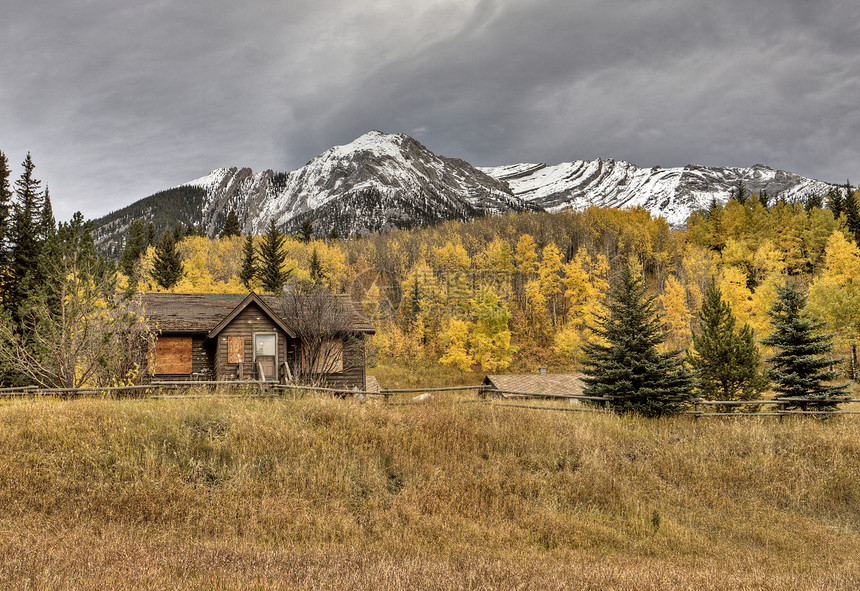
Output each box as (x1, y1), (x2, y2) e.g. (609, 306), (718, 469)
(0, 381), (858, 418)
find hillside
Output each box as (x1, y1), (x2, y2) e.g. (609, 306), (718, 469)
(1, 396), (858, 589)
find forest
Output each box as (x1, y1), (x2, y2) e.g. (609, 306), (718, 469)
(2, 148), (860, 399)
(120, 179), (860, 390)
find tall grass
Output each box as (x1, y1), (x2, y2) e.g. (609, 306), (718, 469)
(1, 395), (859, 589)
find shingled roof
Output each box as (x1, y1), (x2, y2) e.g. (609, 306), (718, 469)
(139, 292), (375, 335)
(482, 374), (585, 398)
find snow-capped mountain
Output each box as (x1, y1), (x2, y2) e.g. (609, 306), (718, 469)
(92, 131), (531, 256)
(479, 160), (835, 226)
(92, 130), (837, 256)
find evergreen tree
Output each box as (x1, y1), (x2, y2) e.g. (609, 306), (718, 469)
(119, 219), (149, 277)
(258, 219), (291, 294)
(842, 182), (860, 245)
(761, 282), (848, 411)
(220, 209), (241, 238)
(151, 230), (183, 289)
(827, 188), (844, 219)
(300, 219), (314, 242)
(691, 282), (769, 410)
(804, 192), (824, 212)
(239, 233), (257, 290)
(580, 265), (695, 416)
(8, 153), (45, 314)
(309, 247), (324, 284)
(39, 186), (56, 241)
(146, 222), (155, 246)
(0, 151), (12, 291)
(731, 180), (748, 205)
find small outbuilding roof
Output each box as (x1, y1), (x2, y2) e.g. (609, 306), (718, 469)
(482, 373), (585, 398)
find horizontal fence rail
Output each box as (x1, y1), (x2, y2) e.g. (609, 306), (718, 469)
(0, 380), (857, 417)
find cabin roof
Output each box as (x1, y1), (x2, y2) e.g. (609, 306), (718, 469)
(139, 292), (375, 335)
(482, 374), (585, 397)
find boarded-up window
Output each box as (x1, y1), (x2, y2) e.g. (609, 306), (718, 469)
(302, 338), (343, 373)
(227, 337), (245, 363)
(154, 336), (192, 375)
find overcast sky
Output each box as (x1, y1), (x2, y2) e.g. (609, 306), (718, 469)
(2, 0), (859, 222)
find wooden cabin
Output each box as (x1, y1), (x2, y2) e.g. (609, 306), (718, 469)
(140, 292), (374, 389)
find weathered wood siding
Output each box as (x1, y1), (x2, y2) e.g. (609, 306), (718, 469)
(215, 302), (289, 381)
(151, 335), (214, 381)
(285, 334), (366, 390)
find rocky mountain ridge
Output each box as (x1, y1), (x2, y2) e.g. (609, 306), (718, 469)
(92, 131), (838, 254)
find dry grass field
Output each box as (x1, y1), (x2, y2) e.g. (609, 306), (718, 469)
(1, 394), (859, 589)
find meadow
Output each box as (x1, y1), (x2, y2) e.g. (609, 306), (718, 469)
(1, 393), (859, 589)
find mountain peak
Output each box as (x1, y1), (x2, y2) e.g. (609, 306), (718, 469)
(91, 130), (838, 257)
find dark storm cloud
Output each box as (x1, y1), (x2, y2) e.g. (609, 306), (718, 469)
(2, 0), (858, 221)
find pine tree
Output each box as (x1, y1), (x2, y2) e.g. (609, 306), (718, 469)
(300, 219), (313, 242)
(0, 151), (12, 291)
(39, 186), (56, 241)
(151, 230), (183, 289)
(8, 153), (45, 313)
(239, 233), (257, 290)
(220, 209), (241, 238)
(258, 219), (291, 294)
(580, 265), (696, 416)
(691, 282), (769, 409)
(309, 247), (324, 284)
(827, 188), (844, 219)
(843, 182), (860, 245)
(761, 282), (848, 411)
(119, 219), (149, 277)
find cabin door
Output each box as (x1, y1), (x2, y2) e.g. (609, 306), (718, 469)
(254, 333), (277, 381)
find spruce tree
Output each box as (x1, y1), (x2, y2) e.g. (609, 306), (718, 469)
(8, 153), (45, 312)
(151, 230), (183, 289)
(258, 220), (291, 294)
(220, 209), (241, 238)
(119, 219), (149, 277)
(761, 282), (847, 412)
(300, 220), (313, 242)
(239, 233), (257, 290)
(842, 182), (860, 245)
(691, 283), (769, 410)
(826, 188), (844, 219)
(0, 151), (12, 292)
(309, 247), (324, 284)
(39, 186), (56, 241)
(580, 265), (695, 416)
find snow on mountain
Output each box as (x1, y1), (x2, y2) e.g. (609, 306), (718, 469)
(479, 160), (834, 226)
(92, 131), (838, 256)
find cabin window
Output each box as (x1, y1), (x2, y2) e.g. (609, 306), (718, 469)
(302, 338), (343, 373)
(154, 336), (192, 375)
(254, 333), (278, 381)
(227, 337), (245, 363)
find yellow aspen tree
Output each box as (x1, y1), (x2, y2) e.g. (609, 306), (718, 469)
(561, 249), (594, 323)
(474, 236), (514, 271)
(438, 318), (475, 371)
(661, 274), (692, 351)
(680, 243), (714, 315)
(808, 231), (860, 379)
(433, 240), (471, 270)
(539, 243), (564, 329)
(514, 234), (538, 275)
(717, 266), (754, 327)
(469, 287), (518, 371)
